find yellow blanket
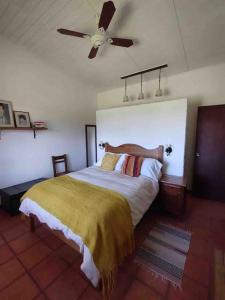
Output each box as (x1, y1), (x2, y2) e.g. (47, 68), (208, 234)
(21, 175), (134, 294)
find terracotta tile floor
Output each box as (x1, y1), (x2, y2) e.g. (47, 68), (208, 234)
(0, 193), (224, 299)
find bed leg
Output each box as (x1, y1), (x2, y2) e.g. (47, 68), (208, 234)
(30, 215), (35, 232)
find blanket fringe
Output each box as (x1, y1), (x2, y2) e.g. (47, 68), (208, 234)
(101, 236), (135, 299)
(102, 271), (115, 300)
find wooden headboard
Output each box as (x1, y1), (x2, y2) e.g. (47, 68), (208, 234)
(105, 143), (164, 163)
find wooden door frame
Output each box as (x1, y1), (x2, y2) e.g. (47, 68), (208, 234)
(85, 124), (97, 167)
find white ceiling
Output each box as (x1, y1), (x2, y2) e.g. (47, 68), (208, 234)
(0, 0), (225, 91)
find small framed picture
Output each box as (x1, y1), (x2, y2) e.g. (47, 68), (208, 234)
(0, 100), (15, 128)
(14, 111), (31, 128)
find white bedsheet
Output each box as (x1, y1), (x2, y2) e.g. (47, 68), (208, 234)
(19, 167), (159, 287)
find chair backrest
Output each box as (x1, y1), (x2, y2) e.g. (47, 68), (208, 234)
(52, 154), (68, 177)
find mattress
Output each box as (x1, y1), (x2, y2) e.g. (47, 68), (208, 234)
(19, 166), (159, 287)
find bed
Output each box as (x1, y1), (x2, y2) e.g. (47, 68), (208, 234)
(19, 143), (163, 293)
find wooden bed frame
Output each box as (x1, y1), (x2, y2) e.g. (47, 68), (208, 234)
(105, 143), (164, 163)
(28, 143), (164, 268)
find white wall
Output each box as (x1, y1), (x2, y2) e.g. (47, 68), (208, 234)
(97, 63), (225, 186)
(97, 99), (187, 176)
(0, 36), (97, 188)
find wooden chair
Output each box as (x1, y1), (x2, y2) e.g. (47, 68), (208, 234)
(52, 154), (69, 177)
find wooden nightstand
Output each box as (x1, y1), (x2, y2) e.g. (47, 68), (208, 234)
(159, 175), (186, 217)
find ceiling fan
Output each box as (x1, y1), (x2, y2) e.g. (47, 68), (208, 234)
(57, 1), (133, 59)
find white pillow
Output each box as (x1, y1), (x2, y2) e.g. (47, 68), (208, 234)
(114, 154), (126, 172)
(140, 158), (162, 181)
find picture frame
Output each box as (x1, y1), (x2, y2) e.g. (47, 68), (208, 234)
(14, 111), (31, 128)
(0, 100), (15, 128)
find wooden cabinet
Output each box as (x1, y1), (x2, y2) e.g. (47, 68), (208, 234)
(159, 175), (186, 216)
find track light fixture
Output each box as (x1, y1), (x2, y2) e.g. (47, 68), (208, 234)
(123, 78), (129, 102)
(155, 68), (163, 97)
(138, 73), (144, 100)
(121, 64), (168, 102)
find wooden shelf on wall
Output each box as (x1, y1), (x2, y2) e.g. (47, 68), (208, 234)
(0, 127), (48, 139)
(0, 127), (48, 131)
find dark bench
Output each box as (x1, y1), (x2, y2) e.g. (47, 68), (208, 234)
(0, 178), (46, 215)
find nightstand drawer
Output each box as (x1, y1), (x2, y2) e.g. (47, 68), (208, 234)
(160, 184), (185, 216)
(161, 184), (183, 197)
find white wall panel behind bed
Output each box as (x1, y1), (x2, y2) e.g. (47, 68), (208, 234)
(96, 98), (187, 176)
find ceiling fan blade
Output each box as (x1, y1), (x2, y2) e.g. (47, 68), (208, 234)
(57, 28), (88, 38)
(98, 1), (116, 31)
(88, 47), (98, 59)
(110, 37), (133, 47)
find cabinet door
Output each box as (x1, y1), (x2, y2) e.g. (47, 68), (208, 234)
(161, 184), (184, 216)
(193, 105), (225, 201)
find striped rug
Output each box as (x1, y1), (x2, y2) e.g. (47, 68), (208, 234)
(135, 223), (191, 287)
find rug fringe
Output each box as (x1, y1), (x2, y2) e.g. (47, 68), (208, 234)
(135, 260), (182, 290)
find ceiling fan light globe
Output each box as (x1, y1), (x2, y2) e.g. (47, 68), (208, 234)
(91, 29), (106, 48)
(138, 92), (144, 100)
(155, 89), (163, 97)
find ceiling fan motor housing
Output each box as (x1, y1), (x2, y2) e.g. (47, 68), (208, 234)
(91, 27), (107, 48)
